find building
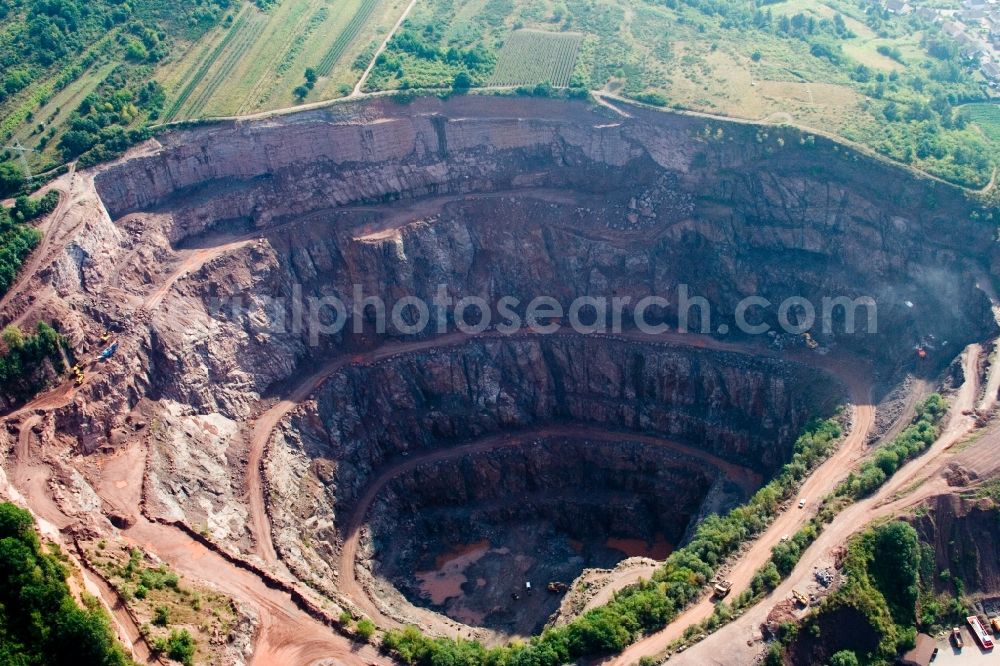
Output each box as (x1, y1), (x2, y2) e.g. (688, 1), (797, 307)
(917, 6), (938, 20)
(943, 20), (967, 38)
(887, 0), (913, 14)
(983, 59), (1000, 81)
(899, 633), (936, 666)
(956, 33), (990, 60)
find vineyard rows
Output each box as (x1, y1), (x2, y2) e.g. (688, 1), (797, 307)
(181, 12), (270, 118)
(963, 103), (1000, 144)
(236, 0), (324, 115)
(316, 0), (382, 76)
(487, 30), (583, 88)
(165, 10), (253, 121)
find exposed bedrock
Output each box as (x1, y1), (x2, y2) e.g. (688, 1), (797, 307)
(93, 97), (998, 404)
(910, 493), (1000, 596)
(263, 336), (839, 609)
(20, 96), (997, 635)
(368, 436), (732, 635)
(286, 335), (834, 498)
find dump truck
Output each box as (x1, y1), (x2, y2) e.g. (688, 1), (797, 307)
(966, 616), (994, 650)
(712, 581), (732, 599)
(991, 616), (1000, 634)
(547, 582), (568, 594)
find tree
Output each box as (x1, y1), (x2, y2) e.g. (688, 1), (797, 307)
(153, 605), (170, 627)
(0, 161), (24, 197)
(164, 629), (195, 666)
(763, 642), (783, 666)
(293, 85), (309, 101)
(0, 503), (131, 666)
(870, 521), (920, 626)
(452, 71), (472, 91)
(2, 324), (24, 350)
(829, 649), (860, 666)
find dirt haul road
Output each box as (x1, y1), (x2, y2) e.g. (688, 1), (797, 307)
(0, 169), (877, 664)
(244, 324), (783, 567)
(597, 351), (874, 665)
(243, 327), (870, 640)
(623, 344), (985, 666)
(9, 419), (390, 666)
(0, 164), (75, 316)
(0, 190), (392, 664)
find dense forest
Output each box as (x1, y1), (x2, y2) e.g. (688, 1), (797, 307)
(0, 319), (65, 403)
(0, 502), (133, 665)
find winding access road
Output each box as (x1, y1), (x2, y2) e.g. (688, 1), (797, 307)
(662, 344), (990, 666)
(241, 324), (873, 640)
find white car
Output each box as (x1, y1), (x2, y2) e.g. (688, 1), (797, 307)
(798, 499), (807, 508)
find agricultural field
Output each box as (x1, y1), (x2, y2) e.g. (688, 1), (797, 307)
(1, 0), (997, 190)
(366, 0), (996, 188)
(0, 0), (232, 175)
(487, 30), (584, 87)
(963, 103), (1000, 145)
(158, 0), (408, 120)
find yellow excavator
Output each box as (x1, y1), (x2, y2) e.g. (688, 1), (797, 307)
(72, 363), (85, 387)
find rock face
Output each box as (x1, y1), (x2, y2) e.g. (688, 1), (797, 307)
(7, 96), (999, 637)
(910, 493), (1000, 595)
(284, 335), (833, 507)
(371, 436), (724, 635)
(94, 96), (997, 379)
(264, 336), (836, 613)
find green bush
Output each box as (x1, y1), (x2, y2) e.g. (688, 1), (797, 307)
(153, 628), (196, 666)
(829, 650), (860, 666)
(0, 162), (24, 197)
(356, 618), (376, 641)
(153, 605), (170, 627)
(794, 521), (923, 663)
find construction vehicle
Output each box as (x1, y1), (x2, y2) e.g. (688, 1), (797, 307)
(792, 589), (809, 607)
(100, 332), (111, 343)
(98, 342), (118, 360)
(952, 627), (963, 649)
(712, 581), (732, 599)
(991, 616), (1000, 634)
(547, 582), (568, 594)
(72, 362), (85, 386)
(802, 332), (819, 350)
(966, 616), (994, 650)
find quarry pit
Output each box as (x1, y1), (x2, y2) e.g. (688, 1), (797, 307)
(2, 95), (999, 660)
